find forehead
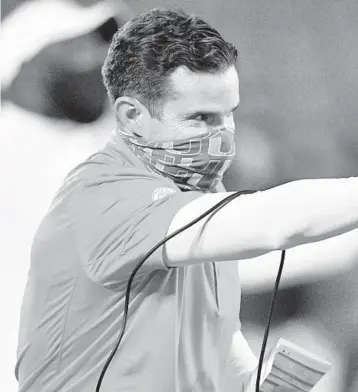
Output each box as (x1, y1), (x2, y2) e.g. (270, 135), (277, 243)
(164, 65), (240, 115)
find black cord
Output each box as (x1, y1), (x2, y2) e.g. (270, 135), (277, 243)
(255, 250), (285, 392)
(95, 189), (283, 392)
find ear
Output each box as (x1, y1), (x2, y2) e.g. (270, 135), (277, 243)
(114, 96), (151, 138)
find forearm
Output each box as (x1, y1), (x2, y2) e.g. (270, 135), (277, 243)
(165, 178), (358, 267)
(240, 228), (358, 293)
(268, 178), (358, 248)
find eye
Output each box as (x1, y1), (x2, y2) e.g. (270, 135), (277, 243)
(193, 113), (215, 125)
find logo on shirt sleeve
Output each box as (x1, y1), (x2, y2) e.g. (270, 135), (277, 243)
(152, 187), (176, 201)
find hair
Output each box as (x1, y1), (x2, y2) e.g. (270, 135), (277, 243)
(102, 8), (238, 118)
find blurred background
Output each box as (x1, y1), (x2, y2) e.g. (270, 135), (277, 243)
(1, 1), (357, 391)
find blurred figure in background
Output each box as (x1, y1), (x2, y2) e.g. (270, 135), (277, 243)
(1, 1), (132, 391)
(2, 0), (134, 121)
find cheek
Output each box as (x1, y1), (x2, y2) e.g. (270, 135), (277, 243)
(151, 115), (208, 141)
(175, 128), (208, 141)
(149, 118), (176, 141)
(173, 121), (208, 140)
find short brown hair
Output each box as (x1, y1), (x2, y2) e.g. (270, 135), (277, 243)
(102, 8), (238, 118)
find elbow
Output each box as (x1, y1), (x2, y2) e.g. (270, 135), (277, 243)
(271, 226), (309, 251)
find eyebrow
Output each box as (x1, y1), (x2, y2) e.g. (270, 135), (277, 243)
(182, 101), (240, 120)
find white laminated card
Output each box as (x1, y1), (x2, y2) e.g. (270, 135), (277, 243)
(259, 338), (332, 392)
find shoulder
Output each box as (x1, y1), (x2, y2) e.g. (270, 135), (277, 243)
(54, 140), (176, 202)
(57, 149), (187, 216)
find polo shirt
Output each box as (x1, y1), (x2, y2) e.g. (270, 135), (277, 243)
(15, 132), (243, 392)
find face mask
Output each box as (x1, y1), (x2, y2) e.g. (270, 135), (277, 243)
(119, 126), (236, 192)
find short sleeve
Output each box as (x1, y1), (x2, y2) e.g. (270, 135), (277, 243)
(67, 174), (202, 288)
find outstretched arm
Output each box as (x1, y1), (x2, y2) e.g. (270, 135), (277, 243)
(239, 228), (358, 293)
(165, 178), (358, 267)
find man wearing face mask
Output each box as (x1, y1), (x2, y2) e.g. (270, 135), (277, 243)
(15, 8), (358, 392)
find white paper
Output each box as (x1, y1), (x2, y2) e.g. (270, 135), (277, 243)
(259, 338), (332, 392)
